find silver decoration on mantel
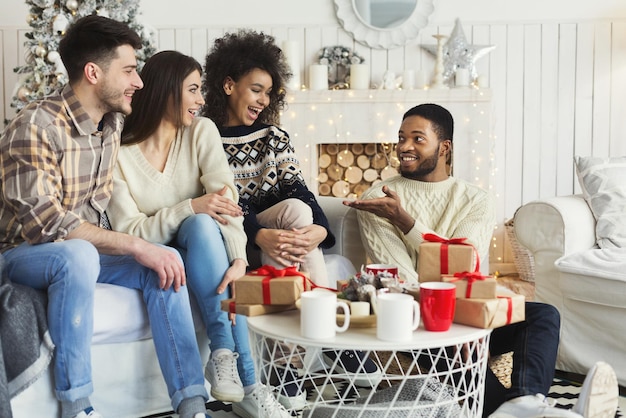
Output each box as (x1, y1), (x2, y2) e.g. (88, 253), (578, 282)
(318, 45), (364, 88)
(421, 18), (496, 85)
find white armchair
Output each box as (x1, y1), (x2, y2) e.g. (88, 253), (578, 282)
(514, 194), (626, 386)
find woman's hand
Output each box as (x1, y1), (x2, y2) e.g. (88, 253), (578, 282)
(255, 225), (327, 266)
(216, 258), (247, 325)
(217, 258), (247, 295)
(191, 186), (243, 225)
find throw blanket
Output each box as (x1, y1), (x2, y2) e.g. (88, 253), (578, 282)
(0, 255), (54, 418)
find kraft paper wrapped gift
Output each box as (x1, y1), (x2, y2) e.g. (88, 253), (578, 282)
(442, 273), (497, 299)
(233, 266), (310, 305)
(220, 298), (296, 317)
(418, 241), (476, 282)
(453, 293), (525, 329)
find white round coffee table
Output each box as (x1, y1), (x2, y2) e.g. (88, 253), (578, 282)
(247, 310), (491, 417)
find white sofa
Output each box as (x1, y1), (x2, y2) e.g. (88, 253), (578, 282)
(514, 194), (626, 386)
(10, 196), (365, 418)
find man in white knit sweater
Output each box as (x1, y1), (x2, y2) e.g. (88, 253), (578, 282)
(344, 104), (617, 418)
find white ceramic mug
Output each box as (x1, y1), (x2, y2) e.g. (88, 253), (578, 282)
(300, 291), (350, 339)
(376, 293), (420, 342)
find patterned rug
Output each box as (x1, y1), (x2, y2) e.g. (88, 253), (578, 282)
(145, 377), (624, 417)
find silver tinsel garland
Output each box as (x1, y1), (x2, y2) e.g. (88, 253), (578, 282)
(11, 0), (156, 114)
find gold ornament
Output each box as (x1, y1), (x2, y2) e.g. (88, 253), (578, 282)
(35, 45), (47, 58)
(17, 86), (31, 102)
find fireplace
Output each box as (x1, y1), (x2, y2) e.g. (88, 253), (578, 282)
(281, 88), (493, 197)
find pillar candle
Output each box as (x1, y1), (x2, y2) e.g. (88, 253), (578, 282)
(350, 63), (370, 90)
(415, 69), (427, 89)
(282, 40), (301, 90)
(455, 68), (470, 88)
(402, 69), (415, 90)
(477, 74), (489, 88)
(309, 64), (328, 90)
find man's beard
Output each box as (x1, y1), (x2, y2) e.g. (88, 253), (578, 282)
(400, 143), (440, 180)
(99, 80), (132, 116)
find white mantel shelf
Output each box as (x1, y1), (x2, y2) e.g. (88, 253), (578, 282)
(286, 87), (491, 105)
(281, 87), (494, 196)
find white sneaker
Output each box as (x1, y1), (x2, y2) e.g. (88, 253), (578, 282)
(274, 364), (308, 411)
(232, 384), (291, 418)
(489, 394), (583, 418)
(204, 351), (244, 402)
(73, 407), (103, 418)
(572, 361), (619, 418)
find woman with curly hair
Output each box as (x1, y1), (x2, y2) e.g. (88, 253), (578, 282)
(106, 50), (291, 418)
(202, 30), (335, 287)
(202, 31), (383, 409)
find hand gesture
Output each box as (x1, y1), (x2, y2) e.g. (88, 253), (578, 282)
(191, 186), (243, 225)
(255, 228), (309, 267)
(343, 185), (415, 234)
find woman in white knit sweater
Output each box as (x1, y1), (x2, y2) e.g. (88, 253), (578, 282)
(106, 51), (290, 418)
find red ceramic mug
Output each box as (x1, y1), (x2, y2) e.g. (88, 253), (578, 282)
(365, 263), (399, 278)
(419, 282), (456, 332)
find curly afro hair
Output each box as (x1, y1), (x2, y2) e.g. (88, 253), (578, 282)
(201, 29), (292, 127)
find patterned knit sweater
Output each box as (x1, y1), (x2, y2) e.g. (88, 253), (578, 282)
(219, 123), (335, 249)
(357, 175), (496, 283)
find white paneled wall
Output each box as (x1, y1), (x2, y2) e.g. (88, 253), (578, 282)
(3, 20), (626, 270)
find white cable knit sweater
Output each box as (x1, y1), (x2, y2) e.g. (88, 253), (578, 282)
(356, 175), (496, 283)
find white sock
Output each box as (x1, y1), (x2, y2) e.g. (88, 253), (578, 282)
(244, 383), (256, 395)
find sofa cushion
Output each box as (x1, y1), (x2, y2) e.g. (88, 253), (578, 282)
(575, 155), (626, 248)
(556, 248), (626, 282)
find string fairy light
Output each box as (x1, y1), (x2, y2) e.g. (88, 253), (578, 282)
(282, 89), (498, 260)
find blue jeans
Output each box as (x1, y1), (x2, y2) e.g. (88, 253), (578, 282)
(2, 239), (208, 412)
(174, 214), (255, 386)
(416, 301), (560, 417)
(482, 301), (561, 416)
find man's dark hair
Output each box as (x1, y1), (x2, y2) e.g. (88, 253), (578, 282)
(201, 29), (292, 127)
(59, 15), (142, 83)
(402, 103), (454, 142)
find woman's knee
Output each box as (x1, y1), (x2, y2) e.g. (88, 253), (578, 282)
(179, 214), (221, 241)
(280, 199), (313, 227)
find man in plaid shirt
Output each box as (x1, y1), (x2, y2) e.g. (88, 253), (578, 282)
(0, 15), (209, 418)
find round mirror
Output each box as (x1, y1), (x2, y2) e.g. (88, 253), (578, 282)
(335, 0), (435, 49)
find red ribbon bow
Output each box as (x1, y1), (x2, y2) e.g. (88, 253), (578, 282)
(422, 233), (481, 274)
(451, 271), (489, 298)
(249, 265), (309, 305)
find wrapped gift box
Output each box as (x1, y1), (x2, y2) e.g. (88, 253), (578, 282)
(234, 268), (310, 305)
(442, 273), (497, 299)
(453, 293), (525, 329)
(418, 241), (476, 282)
(220, 298), (296, 316)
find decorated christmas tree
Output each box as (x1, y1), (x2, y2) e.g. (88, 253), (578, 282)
(11, 0), (156, 113)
